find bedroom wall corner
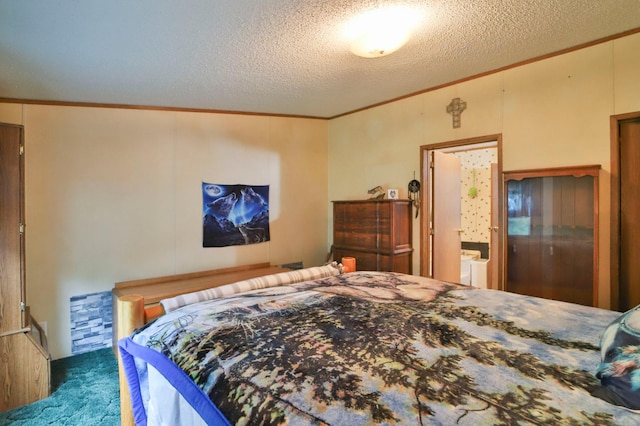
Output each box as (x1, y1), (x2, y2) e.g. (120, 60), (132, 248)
(267, 116), (329, 267)
(7, 104), (328, 360)
(327, 96), (424, 273)
(0, 102), (24, 124)
(613, 31), (640, 114)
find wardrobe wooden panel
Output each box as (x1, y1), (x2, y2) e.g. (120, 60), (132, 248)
(0, 124), (24, 334)
(0, 123), (50, 412)
(0, 331), (50, 411)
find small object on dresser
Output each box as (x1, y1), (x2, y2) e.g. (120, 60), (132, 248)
(387, 189), (399, 199)
(367, 186), (384, 199)
(341, 257), (356, 273)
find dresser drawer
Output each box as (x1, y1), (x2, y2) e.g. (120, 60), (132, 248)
(333, 248), (413, 274)
(333, 202), (379, 249)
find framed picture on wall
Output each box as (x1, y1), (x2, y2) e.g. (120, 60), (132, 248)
(387, 188), (399, 199)
(202, 182), (270, 247)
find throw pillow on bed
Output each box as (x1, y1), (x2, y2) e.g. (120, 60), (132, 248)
(593, 305), (640, 410)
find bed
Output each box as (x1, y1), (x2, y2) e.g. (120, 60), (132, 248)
(116, 265), (640, 425)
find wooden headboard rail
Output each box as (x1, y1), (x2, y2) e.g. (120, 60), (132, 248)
(113, 262), (289, 426)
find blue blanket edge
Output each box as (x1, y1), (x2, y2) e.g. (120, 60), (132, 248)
(118, 337), (231, 426)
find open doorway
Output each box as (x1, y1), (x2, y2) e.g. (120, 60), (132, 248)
(420, 135), (503, 290)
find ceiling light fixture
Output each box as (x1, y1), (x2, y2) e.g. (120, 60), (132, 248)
(346, 6), (421, 59)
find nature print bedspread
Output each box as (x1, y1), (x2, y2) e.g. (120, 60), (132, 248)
(128, 272), (639, 425)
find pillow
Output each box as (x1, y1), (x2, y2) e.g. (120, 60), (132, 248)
(593, 305), (640, 410)
(161, 263), (341, 312)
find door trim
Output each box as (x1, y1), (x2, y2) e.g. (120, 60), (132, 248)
(419, 134), (504, 290)
(610, 111), (640, 311)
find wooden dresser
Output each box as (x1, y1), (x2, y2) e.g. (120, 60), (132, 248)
(0, 123), (50, 412)
(332, 200), (413, 274)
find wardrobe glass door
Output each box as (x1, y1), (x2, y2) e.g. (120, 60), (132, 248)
(505, 166), (599, 307)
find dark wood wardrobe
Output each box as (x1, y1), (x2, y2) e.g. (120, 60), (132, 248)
(504, 165), (599, 307)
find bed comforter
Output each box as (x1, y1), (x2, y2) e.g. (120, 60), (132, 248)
(119, 271), (639, 425)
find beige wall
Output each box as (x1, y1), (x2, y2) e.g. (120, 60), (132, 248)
(328, 32), (640, 309)
(0, 104), (328, 359)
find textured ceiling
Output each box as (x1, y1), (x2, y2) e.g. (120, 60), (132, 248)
(1, 0), (639, 118)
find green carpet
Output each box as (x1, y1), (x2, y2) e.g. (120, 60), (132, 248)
(0, 348), (120, 425)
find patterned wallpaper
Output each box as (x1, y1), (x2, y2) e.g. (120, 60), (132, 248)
(452, 148), (497, 244)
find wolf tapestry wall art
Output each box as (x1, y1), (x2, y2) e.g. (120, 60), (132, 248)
(202, 183), (270, 247)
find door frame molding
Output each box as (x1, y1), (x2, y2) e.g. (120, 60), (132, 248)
(610, 111), (640, 311)
(419, 134), (503, 289)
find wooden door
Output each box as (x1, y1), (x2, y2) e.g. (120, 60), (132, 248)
(431, 151), (461, 282)
(0, 123), (25, 334)
(620, 118), (640, 311)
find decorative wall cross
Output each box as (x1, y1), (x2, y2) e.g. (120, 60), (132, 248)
(446, 97), (467, 128)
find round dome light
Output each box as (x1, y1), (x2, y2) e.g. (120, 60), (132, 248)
(345, 6), (421, 58)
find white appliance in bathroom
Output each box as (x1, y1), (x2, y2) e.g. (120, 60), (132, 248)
(460, 250), (479, 285)
(470, 258), (489, 288)
(460, 249), (488, 288)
